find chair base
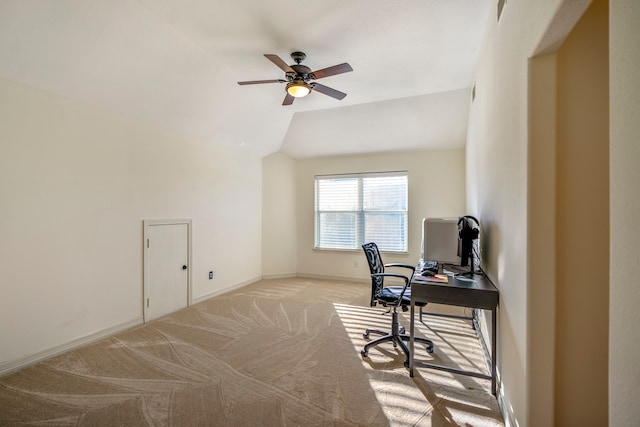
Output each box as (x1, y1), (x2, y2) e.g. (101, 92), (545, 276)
(361, 310), (434, 362)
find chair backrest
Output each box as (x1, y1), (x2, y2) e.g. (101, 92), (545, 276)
(362, 242), (384, 307)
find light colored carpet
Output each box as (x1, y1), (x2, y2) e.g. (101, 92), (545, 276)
(0, 277), (504, 426)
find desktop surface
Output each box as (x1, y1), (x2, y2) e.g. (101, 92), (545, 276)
(412, 269), (498, 310)
(409, 267), (499, 395)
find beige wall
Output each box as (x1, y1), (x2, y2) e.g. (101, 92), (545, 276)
(528, 52), (558, 426)
(0, 77), (263, 372)
(553, 0), (609, 423)
(610, 1), (640, 425)
(467, 0), (597, 425)
(262, 152), (297, 277)
(555, 1), (609, 424)
(294, 149), (466, 280)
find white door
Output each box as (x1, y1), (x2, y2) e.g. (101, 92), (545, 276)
(144, 220), (190, 322)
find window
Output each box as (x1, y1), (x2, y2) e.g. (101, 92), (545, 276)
(314, 171), (408, 252)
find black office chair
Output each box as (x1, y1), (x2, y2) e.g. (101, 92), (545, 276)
(361, 242), (434, 362)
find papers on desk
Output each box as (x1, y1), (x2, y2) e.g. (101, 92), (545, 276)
(413, 273), (449, 284)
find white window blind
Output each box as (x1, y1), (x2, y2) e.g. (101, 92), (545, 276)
(314, 171), (408, 252)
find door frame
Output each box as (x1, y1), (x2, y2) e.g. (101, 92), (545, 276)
(143, 219), (192, 323)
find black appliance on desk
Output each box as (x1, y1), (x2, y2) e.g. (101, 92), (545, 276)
(420, 216), (481, 276)
(457, 215), (480, 275)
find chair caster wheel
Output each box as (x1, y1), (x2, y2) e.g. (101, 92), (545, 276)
(399, 326), (406, 334)
(426, 344), (434, 354)
(361, 349), (368, 357)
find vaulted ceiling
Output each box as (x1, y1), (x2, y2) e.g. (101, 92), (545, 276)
(0, 0), (491, 158)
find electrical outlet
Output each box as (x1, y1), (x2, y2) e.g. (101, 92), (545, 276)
(209, 271), (213, 279)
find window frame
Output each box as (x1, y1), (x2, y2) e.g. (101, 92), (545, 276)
(314, 171), (409, 252)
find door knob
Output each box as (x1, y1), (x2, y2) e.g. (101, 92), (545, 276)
(182, 265), (187, 270)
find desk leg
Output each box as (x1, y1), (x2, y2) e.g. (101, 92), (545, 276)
(409, 299), (415, 376)
(491, 307), (497, 396)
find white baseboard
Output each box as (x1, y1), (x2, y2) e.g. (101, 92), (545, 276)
(192, 276), (262, 304)
(472, 310), (510, 426)
(261, 273), (297, 280)
(296, 273), (369, 284)
(0, 317), (143, 377)
(497, 383), (516, 427)
(192, 275), (367, 306)
(262, 273), (368, 284)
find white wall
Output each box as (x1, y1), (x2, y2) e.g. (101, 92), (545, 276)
(262, 152), (297, 277)
(294, 149), (466, 280)
(610, 1), (640, 425)
(0, 77), (263, 371)
(466, 0), (594, 425)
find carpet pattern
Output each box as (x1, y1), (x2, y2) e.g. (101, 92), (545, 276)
(0, 278), (504, 426)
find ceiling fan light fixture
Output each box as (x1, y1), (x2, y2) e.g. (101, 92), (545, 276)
(237, 53), (352, 105)
(286, 81), (311, 97)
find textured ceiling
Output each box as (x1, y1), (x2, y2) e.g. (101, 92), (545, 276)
(0, 0), (491, 159)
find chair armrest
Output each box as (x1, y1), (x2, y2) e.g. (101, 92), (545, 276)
(385, 263), (421, 289)
(384, 263), (416, 274)
(384, 262), (415, 269)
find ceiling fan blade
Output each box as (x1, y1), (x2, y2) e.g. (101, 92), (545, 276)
(310, 63), (353, 80)
(282, 93), (295, 106)
(237, 79), (286, 85)
(264, 54), (295, 73)
(312, 83), (347, 100)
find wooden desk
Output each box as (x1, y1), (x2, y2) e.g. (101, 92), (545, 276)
(409, 271), (499, 395)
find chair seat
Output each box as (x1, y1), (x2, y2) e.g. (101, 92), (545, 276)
(379, 286), (427, 307)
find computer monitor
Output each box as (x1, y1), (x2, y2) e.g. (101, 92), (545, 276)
(422, 218), (461, 265)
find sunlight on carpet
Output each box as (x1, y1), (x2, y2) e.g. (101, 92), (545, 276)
(0, 278), (503, 426)
(333, 300), (503, 426)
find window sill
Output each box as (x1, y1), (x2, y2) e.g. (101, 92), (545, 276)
(313, 247), (409, 255)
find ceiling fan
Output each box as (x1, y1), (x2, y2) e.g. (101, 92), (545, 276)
(237, 51), (353, 105)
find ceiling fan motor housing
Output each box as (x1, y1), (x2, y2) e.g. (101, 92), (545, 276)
(289, 64), (312, 81)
